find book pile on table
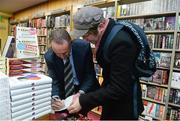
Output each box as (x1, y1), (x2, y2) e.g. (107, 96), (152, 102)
(9, 73), (52, 121)
(0, 72), (11, 120)
(0, 57), (6, 73)
(7, 58), (42, 76)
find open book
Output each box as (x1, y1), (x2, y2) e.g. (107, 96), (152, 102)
(54, 95), (73, 112)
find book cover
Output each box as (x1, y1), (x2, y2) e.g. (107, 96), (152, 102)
(11, 88), (51, 102)
(12, 101), (51, 118)
(153, 52), (161, 67)
(29, 109), (51, 120)
(11, 92), (51, 107)
(147, 34), (155, 49)
(159, 53), (171, 68)
(11, 97), (51, 113)
(165, 16), (176, 30)
(12, 105), (51, 121)
(16, 27), (39, 58)
(141, 84), (147, 98)
(152, 70), (163, 84)
(9, 73), (52, 90)
(144, 18), (154, 31)
(162, 70), (169, 85)
(2, 36), (15, 58)
(174, 53), (180, 68)
(147, 86), (156, 100)
(171, 72), (180, 89)
(10, 84), (51, 96)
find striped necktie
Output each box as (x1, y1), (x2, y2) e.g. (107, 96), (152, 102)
(64, 57), (75, 98)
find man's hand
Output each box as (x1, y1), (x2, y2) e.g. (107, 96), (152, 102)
(51, 98), (65, 110)
(67, 94), (82, 114)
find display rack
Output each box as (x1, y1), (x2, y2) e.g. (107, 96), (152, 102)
(116, 0), (180, 120)
(31, 15), (48, 74)
(85, 0), (180, 120)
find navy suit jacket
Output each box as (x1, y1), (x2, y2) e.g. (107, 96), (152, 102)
(45, 39), (99, 99)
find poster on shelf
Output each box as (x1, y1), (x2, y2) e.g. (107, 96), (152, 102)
(16, 27), (39, 58)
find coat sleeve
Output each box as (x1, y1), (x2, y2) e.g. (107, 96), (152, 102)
(79, 43), (100, 93)
(79, 33), (137, 112)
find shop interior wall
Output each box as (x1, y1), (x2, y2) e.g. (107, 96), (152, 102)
(13, 0), (85, 20)
(0, 13), (9, 53)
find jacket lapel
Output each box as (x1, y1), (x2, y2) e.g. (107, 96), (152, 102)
(72, 45), (80, 79)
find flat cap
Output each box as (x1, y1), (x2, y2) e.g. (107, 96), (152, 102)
(72, 6), (104, 38)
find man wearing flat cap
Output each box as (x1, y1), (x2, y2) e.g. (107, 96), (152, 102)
(68, 6), (144, 120)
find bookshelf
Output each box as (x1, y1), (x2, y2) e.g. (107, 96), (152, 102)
(142, 97), (166, 105)
(115, 0), (180, 120)
(8, 5), (74, 75)
(31, 15), (48, 74)
(84, 0), (180, 120)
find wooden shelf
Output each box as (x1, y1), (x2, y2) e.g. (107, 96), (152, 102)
(49, 10), (70, 16)
(141, 113), (161, 120)
(168, 103), (180, 108)
(40, 52), (45, 55)
(19, 20), (29, 23)
(157, 67), (170, 70)
(170, 86), (180, 90)
(145, 30), (175, 34)
(37, 35), (47, 37)
(32, 15), (45, 19)
(85, 0), (115, 8)
(118, 0), (151, 5)
(36, 26), (47, 29)
(173, 68), (180, 71)
(54, 26), (67, 28)
(142, 97), (166, 105)
(152, 48), (172, 52)
(38, 44), (46, 46)
(116, 11), (176, 19)
(175, 49), (180, 52)
(140, 80), (168, 88)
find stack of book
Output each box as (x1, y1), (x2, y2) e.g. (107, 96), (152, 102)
(9, 73), (52, 121)
(0, 72), (11, 121)
(0, 57), (6, 73)
(7, 58), (42, 76)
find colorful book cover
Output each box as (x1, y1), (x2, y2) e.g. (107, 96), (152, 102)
(165, 16), (175, 30)
(153, 52), (161, 67)
(171, 72), (180, 89)
(174, 53), (180, 68)
(159, 53), (171, 68)
(152, 70), (163, 84)
(16, 27), (39, 58)
(9, 73), (52, 90)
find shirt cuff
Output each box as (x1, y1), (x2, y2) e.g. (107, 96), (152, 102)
(79, 90), (85, 94)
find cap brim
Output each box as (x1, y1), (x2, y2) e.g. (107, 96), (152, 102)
(70, 29), (88, 39)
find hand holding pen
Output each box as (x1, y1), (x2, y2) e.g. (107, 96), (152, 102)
(51, 96), (65, 110)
